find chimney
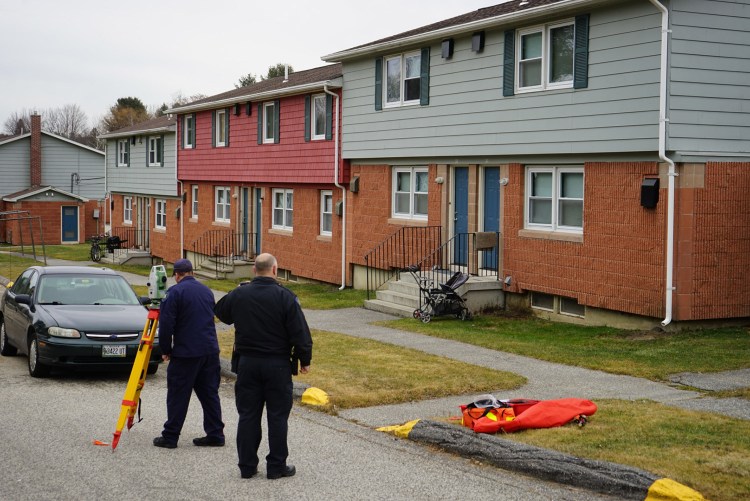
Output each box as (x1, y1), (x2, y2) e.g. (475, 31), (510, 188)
(30, 113), (42, 187)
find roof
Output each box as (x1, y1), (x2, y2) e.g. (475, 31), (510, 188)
(166, 63), (343, 114)
(2, 185), (89, 203)
(0, 130), (104, 156)
(98, 115), (176, 139)
(323, 0), (604, 61)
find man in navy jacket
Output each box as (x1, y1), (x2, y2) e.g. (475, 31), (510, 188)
(153, 259), (225, 449)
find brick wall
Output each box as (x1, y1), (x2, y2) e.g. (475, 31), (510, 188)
(4, 200), (98, 245)
(110, 193), (182, 263)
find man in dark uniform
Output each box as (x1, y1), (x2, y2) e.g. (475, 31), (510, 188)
(214, 253), (312, 480)
(153, 259), (225, 449)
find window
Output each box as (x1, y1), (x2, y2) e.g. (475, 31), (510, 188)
(385, 51), (421, 106)
(155, 199), (166, 229)
(531, 292), (554, 311)
(504, 15), (588, 96)
(117, 140), (129, 167)
(263, 102), (276, 143)
(320, 190), (333, 236)
(215, 109), (227, 147)
(183, 114), (194, 149)
(147, 136), (163, 167)
(191, 185), (198, 219)
(392, 167), (428, 220)
(312, 94), (326, 140)
(272, 189), (293, 230)
(215, 186), (231, 222)
(124, 197), (133, 224)
(526, 166), (583, 232)
(560, 296), (585, 317)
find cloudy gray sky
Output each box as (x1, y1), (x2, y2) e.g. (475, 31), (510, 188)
(1, 0), (499, 129)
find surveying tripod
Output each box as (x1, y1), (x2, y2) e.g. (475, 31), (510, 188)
(111, 265), (168, 451)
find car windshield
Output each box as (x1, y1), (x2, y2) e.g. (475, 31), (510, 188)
(36, 274), (141, 306)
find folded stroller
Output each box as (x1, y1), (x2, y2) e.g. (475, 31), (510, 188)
(406, 265), (472, 323)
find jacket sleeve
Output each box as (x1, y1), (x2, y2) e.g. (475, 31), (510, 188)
(214, 292), (234, 325)
(286, 296), (313, 367)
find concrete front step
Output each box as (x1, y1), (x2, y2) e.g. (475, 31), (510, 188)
(375, 288), (421, 309)
(363, 299), (416, 318)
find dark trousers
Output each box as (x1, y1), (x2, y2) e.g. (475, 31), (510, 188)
(162, 354), (225, 444)
(235, 355), (293, 476)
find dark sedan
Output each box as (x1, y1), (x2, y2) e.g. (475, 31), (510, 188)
(0, 266), (161, 377)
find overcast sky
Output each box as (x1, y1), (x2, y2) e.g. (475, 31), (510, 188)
(1, 0), (500, 129)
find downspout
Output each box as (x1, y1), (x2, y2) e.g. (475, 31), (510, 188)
(647, 0), (676, 327)
(324, 85), (346, 289)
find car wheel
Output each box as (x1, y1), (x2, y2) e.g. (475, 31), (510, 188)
(1, 318), (18, 356)
(147, 363), (159, 375)
(28, 335), (50, 378)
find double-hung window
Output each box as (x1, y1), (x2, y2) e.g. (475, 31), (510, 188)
(183, 114), (194, 149)
(385, 51), (422, 107)
(320, 190), (332, 236)
(526, 166), (583, 232)
(312, 95), (326, 140)
(124, 197), (133, 224)
(191, 185), (199, 219)
(264, 102), (276, 143)
(272, 189), (293, 230)
(155, 199), (166, 229)
(215, 109), (227, 147)
(147, 136), (163, 167)
(392, 167), (428, 220)
(215, 186), (231, 222)
(117, 140), (129, 167)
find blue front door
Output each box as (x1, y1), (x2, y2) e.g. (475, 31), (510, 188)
(453, 167), (468, 265)
(241, 188), (249, 255)
(483, 167), (500, 270)
(61, 206), (78, 243)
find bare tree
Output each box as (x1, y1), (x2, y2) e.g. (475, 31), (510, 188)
(2, 109), (34, 135)
(44, 104), (89, 139)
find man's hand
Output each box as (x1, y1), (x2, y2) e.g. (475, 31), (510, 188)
(162, 354), (171, 362)
(299, 366), (310, 374)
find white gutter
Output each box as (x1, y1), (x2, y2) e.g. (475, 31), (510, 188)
(647, 0), (676, 327)
(322, 0), (611, 62)
(324, 84), (346, 290)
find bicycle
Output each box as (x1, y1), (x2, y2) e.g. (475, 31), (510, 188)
(89, 234), (105, 262)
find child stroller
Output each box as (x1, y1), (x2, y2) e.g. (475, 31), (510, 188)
(405, 265), (472, 323)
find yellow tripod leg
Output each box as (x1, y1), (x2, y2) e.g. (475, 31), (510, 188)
(112, 307), (159, 451)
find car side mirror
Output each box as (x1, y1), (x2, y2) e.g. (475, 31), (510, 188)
(14, 293), (35, 312)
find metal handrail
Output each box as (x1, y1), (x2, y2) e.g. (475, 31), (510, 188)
(191, 230), (257, 279)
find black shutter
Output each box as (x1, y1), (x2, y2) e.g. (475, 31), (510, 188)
(179, 116), (183, 149)
(273, 100), (280, 144)
(304, 95), (311, 142)
(211, 110), (216, 147)
(160, 135), (164, 166)
(257, 104), (262, 144)
(574, 14), (590, 89)
(191, 115), (196, 147)
(374, 58), (383, 111)
(125, 140), (130, 167)
(503, 30), (515, 97)
(420, 47), (430, 106)
(246, 102), (252, 116)
(225, 108), (230, 147)
(146, 136), (149, 167)
(325, 93), (333, 140)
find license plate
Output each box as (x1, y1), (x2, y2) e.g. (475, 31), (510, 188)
(102, 345), (126, 357)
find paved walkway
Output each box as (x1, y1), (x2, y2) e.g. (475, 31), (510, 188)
(3, 257), (749, 426)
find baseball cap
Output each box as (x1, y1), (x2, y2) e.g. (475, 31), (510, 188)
(173, 258), (193, 275)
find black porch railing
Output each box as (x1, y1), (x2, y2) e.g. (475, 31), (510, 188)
(109, 227), (149, 260)
(363, 226), (442, 299)
(191, 230), (257, 278)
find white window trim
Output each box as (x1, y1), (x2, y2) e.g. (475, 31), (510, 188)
(525, 166), (583, 233)
(383, 50), (421, 108)
(311, 94), (326, 141)
(272, 188), (293, 230)
(147, 136), (162, 167)
(184, 114), (194, 149)
(215, 110), (226, 147)
(117, 140), (128, 167)
(191, 185), (199, 219)
(263, 102), (275, 144)
(516, 20), (575, 94)
(320, 190), (333, 236)
(155, 199), (167, 229)
(392, 166), (428, 220)
(215, 186), (231, 223)
(123, 197), (133, 224)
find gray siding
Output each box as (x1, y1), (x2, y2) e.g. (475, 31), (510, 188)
(41, 135), (105, 199)
(668, 0), (750, 159)
(0, 138), (31, 196)
(340, 1), (662, 161)
(105, 133), (178, 198)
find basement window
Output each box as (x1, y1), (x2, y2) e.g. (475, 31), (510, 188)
(560, 296), (585, 317)
(531, 292), (554, 311)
